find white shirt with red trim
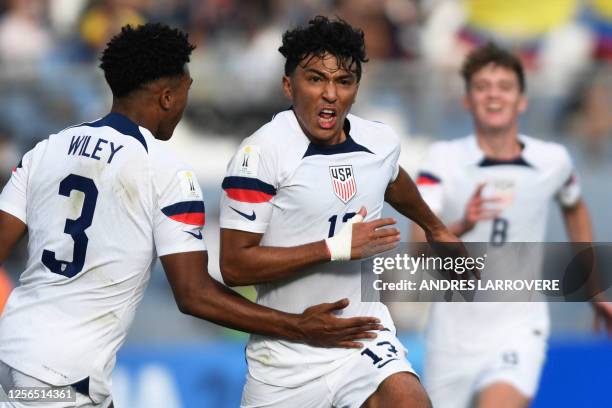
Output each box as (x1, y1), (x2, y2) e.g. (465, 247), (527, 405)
(0, 113), (205, 402)
(415, 135), (580, 353)
(220, 109), (402, 387)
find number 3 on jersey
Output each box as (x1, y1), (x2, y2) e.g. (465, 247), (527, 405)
(42, 174), (98, 278)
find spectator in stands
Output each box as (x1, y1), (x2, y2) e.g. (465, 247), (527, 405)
(0, 0), (52, 68)
(421, 0), (592, 136)
(78, 0), (146, 57)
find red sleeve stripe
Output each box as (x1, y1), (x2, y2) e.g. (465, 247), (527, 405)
(168, 213), (205, 226)
(12, 159), (22, 173)
(162, 201), (205, 226)
(224, 189), (274, 203)
(222, 176), (276, 203)
(564, 173), (576, 187)
(416, 171), (441, 185)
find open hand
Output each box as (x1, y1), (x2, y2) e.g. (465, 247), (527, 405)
(461, 183), (502, 233)
(350, 207), (401, 259)
(297, 298), (383, 348)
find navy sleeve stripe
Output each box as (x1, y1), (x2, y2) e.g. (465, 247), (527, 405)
(161, 201), (205, 217)
(222, 176), (277, 196)
(417, 171), (441, 183)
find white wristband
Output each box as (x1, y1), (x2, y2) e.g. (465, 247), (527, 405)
(325, 213), (364, 261)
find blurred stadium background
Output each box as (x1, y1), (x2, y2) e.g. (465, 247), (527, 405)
(0, 0), (611, 406)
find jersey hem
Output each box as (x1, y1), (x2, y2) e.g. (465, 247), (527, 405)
(220, 220), (268, 234)
(245, 349), (356, 388)
(156, 244), (206, 258)
(0, 355), (86, 388)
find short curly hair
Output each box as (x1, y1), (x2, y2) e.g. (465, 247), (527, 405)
(279, 16), (368, 82)
(461, 42), (526, 93)
(100, 23), (196, 98)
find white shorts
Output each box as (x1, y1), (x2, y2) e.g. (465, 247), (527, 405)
(425, 330), (547, 408)
(0, 361), (111, 408)
(241, 330), (417, 408)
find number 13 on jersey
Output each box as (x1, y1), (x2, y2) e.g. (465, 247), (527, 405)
(327, 212), (357, 238)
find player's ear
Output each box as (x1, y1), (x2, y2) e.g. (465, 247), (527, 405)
(159, 86), (174, 111)
(282, 75), (293, 101)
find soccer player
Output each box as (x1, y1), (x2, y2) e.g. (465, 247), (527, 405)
(220, 16), (461, 408)
(412, 43), (612, 408)
(0, 23), (388, 408)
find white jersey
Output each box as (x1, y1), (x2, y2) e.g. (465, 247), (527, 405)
(0, 112), (205, 403)
(416, 135), (580, 353)
(220, 109), (401, 387)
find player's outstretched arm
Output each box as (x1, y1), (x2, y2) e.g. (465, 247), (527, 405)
(220, 210), (400, 287)
(388, 168), (480, 278)
(561, 199), (612, 334)
(448, 182), (502, 237)
(561, 199), (593, 242)
(162, 251), (383, 347)
(385, 167), (454, 242)
(0, 210), (27, 265)
(410, 183), (500, 241)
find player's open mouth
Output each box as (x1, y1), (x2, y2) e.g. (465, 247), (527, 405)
(318, 109), (337, 129)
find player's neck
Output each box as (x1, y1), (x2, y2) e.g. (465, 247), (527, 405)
(110, 99), (159, 138)
(475, 130), (522, 160)
(301, 125), (347, 146)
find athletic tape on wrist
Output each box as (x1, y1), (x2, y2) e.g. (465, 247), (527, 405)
(325, 213), (364, 261)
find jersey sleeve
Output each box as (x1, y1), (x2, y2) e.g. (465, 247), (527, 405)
(0, 145), (38, 223)
(220, 138), (278, 234)
(387, 130), (401, 183)
(370, 121), (401, 183)
(415, 143), (446, 215)
(555, 147), (581, 208)
(152, 152), (206, 257)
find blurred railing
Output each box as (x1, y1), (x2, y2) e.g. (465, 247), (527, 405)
(2, 59), (612, 146)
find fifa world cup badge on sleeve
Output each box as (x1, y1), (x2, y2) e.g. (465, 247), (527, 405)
(177, 170), (202, 200)
(236, 145), (260, 177)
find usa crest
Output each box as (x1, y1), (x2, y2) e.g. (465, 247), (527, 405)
(329, 165), (357, 203)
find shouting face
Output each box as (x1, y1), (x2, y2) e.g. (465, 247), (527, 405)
(283, 52), (359, 145)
